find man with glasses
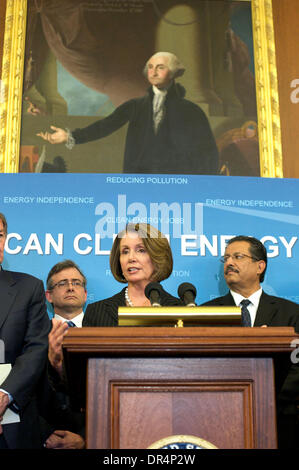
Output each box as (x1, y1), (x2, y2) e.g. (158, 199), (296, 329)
(202, 235), (299, 448)
(203, 235), (299, 328)
(46, 260), (87, 377)
(41, 260), (87, 449)
(46, 260), (87, 327)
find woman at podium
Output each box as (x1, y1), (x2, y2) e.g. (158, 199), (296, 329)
(83, 223), (181, 326)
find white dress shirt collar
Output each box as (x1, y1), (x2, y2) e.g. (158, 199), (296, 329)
(54, 312), (84, 327)
(230, 288), (263, 326)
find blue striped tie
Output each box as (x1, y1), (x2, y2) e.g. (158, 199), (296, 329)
(240, 299), (251, 327)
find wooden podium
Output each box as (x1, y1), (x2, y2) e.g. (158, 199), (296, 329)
(62, 326), (298, 449)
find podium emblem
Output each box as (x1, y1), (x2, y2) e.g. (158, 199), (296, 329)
(147, 434), (217, 449)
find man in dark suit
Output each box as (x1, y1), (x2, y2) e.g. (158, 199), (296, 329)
(202, 235), (299, 449)
(40, 260), (86, 449)
(0, 212), (50, 448)
(37, 52), (219, 175)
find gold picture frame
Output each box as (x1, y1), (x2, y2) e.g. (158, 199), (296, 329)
(0, 0), (282, 177)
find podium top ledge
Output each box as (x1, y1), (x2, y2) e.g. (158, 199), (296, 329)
(62, 326), (298, 356)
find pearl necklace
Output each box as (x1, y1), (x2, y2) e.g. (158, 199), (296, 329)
(125, 287), (134, 307)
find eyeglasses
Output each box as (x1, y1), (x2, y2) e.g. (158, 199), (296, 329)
(49, 279), (85, 290)
(220, 253), (259, 264)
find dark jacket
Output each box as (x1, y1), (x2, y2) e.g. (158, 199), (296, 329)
(0, 269), (50, 448)
(202, 290), (299, 449)
(37, 366), (85, 443)
(73, 83), (219, 174)
(202, 291), (299, 330)
(83, 286), (181, 327)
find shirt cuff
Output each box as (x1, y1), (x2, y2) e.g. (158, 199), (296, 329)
(65, 128), (76, 150)
(0, 388), (13, 404)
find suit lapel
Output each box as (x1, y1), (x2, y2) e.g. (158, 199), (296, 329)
(209, 291), (278, 327)
(215, 292), (235, 306)
(254, 291), (278, 326)
(0, 269), (17, 330)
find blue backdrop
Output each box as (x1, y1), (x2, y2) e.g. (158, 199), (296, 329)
(1, 173), (298, 315)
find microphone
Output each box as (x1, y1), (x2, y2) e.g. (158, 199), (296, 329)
(144, 282), (163, 307)
(178, 283), (197, 307)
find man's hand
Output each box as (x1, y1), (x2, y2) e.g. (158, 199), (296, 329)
(48, 319), (69, 377)
(45, 430), (85, 449)
(37, 126), (68, 144)
(0, 391), (9, 435)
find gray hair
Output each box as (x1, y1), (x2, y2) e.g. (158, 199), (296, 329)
(143, 52), (185, 79)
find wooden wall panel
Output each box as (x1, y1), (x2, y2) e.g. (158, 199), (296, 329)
(272, 0), (299, 178)
(116, 386), (253, 449)
(87, 356), (277, 449)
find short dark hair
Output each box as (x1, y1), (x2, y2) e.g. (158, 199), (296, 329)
(226, 235), (267, 282)
(46, 259), (87, 290)
(110, 223), (173, 283)
(0, 213), (8, 234)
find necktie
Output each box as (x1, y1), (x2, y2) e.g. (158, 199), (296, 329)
(67, 321), (76, 327)
(240, 299), (251, 327)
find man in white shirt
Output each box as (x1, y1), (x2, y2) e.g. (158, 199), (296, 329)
(202, 235), (299, 448)
(46, 259), (87, 325)
(43, 260), (87, 449)
(46, 260), (87, 376)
